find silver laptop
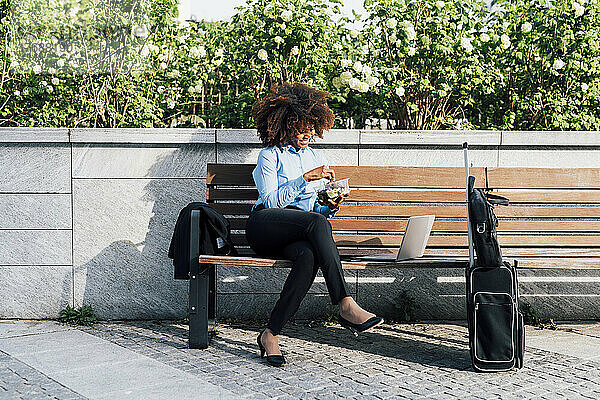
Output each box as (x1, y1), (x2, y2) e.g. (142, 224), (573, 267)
(357, 215), (435, 262)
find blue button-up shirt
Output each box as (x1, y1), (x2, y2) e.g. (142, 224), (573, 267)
(252, 145), (339, 217)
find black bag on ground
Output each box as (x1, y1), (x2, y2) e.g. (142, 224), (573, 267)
(467, 176), (509, 268)
(466, 260), (525, 372)
(465, 175), (524, 371)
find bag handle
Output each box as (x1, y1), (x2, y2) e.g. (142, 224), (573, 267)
(485, 192), (510, 206)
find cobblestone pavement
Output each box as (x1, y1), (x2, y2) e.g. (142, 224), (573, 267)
(0, 350), (84, 400)
(66, 320), (600, 400)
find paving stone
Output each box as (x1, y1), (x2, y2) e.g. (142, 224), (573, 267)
(6, 320), (600, 399)
(0, 350), (84, 400)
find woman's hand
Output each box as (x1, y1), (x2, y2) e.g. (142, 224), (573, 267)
(320, 193), (348, 210)
(303, 165), (335, 182)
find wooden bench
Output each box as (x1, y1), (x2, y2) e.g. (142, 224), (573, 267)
(187, 164), (600, 348)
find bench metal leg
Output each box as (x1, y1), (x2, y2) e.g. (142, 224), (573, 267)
(189, 209), (211, 349)
(209, 263), (216, 320)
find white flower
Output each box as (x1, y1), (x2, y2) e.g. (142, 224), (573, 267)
(188, 86), (195, 94)
(274, 36), (284, 45)
(40, 80), (47, 86)
(10, 60), (19, 69)
(291, 46), (300, 56)
(348, 77), (361, 90)
(340, 71), (353, 84)
(178, 34), (189, 44)
(264, 5), (275, 18)
(160, 62), (168, 69)
(349, 29), (359, 38)
(361, 65), (372, 76)
(408, 47), (417, 56)
(189, 46), (206, 58)
(132, 25), (148, 38)
(33, 65), (41, 74)
(500, 34), (511, 49)
(157, 85), (165, 93)
(480, 33), (490, 43)
(168, 100), (176, 109)
(385, 18), (397, 30)
(23, 88), (29, 95)
(553, 59), (565, 69)
(167, 69), (180, 78)
(69, 60), (78, 68)
(333, 43), (342, 51)
(521, 22), (532, 33)
(195, 84), (203, 93)
(215, 48), (224, 58)
(358, 82), (369, 93)
(148, 43), (161, 54)
(502, 22), (510, 29)
(140, 46), (150, 57)
(395, 86), (405, 97)
(581, 82), (589, 92)
(213, 58), (223, 66)
(51, 77), (59, 85)
(353, 61), (363, 73)
(258, 49), (268, 61)
(403, 21), (416, 41)
(573, 1), (585, 17)
(389, 33), (397, 42)
(435, 1), (445, 8)
(48, 67), (57, 74)
(281, 10), (293, 22)
(461, 37), (473, 53)
(366, 75), (379, 86)
(46, 85), (53, 93)
(340, 59), (352, 68)
(332, 76), (343, 89)
(14, 90), (20, 96)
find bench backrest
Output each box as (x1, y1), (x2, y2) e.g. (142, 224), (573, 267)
(207, 164), (486, 257)
(207, 164), (600, 262)
(484, 168), (600, 267)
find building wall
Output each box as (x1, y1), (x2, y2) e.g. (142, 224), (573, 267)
(1, 128), (599, 320)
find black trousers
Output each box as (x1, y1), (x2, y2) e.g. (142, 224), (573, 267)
(245, 207), (350, 335)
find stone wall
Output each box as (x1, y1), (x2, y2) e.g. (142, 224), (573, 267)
(1, 128), (599, 320)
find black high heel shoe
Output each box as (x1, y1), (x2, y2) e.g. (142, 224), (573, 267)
(257, 329), (286, 367)
(338, 315), (384, 337)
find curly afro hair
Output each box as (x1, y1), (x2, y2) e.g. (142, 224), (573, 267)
(252, 82), (335, 148)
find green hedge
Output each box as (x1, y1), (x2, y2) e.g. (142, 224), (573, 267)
(1, 0), (599, 130)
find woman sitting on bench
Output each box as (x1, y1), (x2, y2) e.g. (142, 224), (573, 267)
(246, 82), (383, 367)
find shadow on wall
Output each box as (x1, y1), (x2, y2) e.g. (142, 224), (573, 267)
(75, 144), (214, 320)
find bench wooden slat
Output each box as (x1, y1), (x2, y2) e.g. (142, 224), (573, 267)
(495, 206), (600, 218)
(208, 188), (600, 204)
(230, 233), (600, 248)
(197, 255), (468, 269)
(213, 204), (468, 217)
(331, 220), (600, 233)
(506, 258), (600, 269)
(216, 203), (600, 218)
(494, 191), (600, 204)
(234, 247), (600, 258)
(207, 164), (486, 188)
(208, 188), (470, 203)
(331, 166), (487, 188)
(422, 248), (600, 258)
(229, 218), (600, 233)
(333, 234), (600, 247)
(198, 255), (600, 270)
(487, 168), (600, 189)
